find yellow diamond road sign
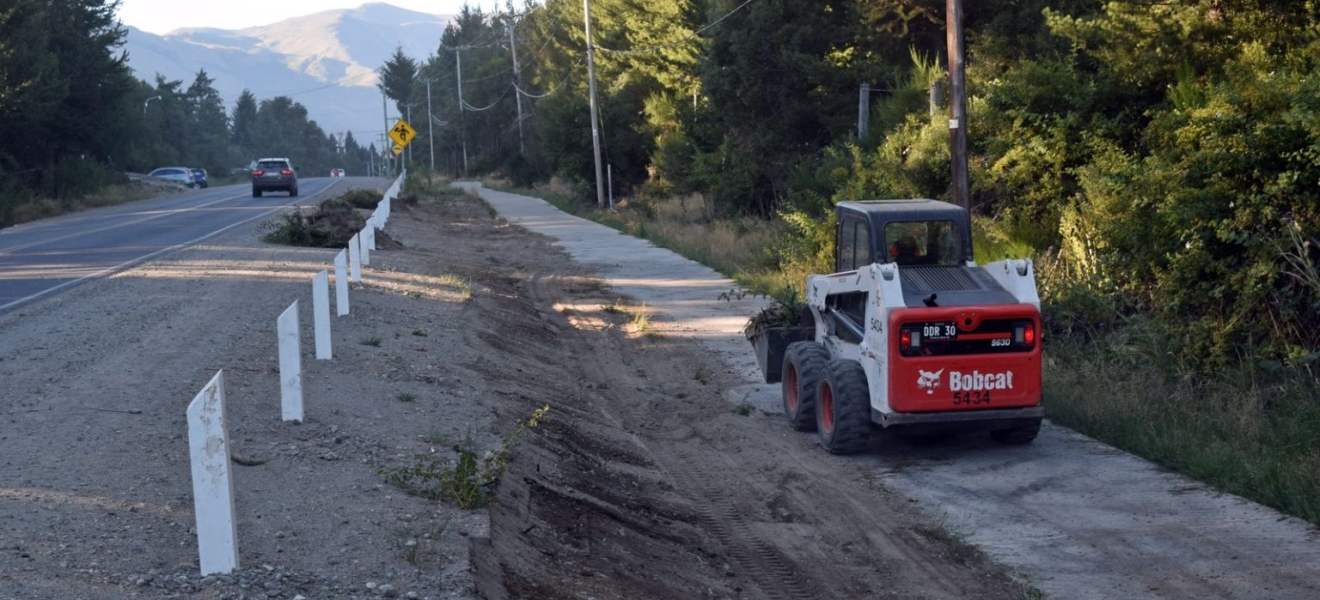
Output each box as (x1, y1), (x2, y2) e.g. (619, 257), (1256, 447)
(391, 143), (404, 156)
(389, 119), (416, 148)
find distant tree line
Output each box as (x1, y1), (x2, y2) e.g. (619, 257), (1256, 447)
(0, 0), (377, 223)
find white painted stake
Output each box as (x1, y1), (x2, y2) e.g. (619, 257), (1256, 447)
(277, 301), (304, 422)
(334, 250), (349, 316)
(360, 227), (372, 266)
(349, 234), (362, 282)
(312, 270), (332, 360)
(187, 370), (239, 576)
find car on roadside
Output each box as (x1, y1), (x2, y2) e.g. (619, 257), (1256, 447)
(147, 167), (197, 188)
(330, 168), (346, 178)
(251, 158), (299, 197)
(190, 168), (209, 189)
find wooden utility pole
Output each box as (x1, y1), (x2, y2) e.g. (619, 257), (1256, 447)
(857, 83), (871, 139)
(947, 0), (969, 211)
(509, 17), (525, 154)
(455, 48), (468, 176)
(382, 92), (391, 176)
(426, 79), (435, 171)
(584, 0), (606, 208)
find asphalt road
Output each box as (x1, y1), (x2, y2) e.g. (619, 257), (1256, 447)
(0, 177), (350, 313)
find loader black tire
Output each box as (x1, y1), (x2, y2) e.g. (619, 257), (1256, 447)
(815, 359), (871, 455)
(991, 417), (1042, 445)
(782, 341), (829, 432)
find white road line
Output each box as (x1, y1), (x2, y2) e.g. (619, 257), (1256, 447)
(0, 180), (342, 313)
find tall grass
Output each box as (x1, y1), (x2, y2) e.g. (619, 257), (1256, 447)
(1045, 335), (1320, 524)
(595, 193), (785, 280)
(491, 179), (786, 285)
(975, 213), (1320, 525)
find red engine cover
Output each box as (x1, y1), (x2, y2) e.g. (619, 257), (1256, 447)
(887, 305), (1042, 413)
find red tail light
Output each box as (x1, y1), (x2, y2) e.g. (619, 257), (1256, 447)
(280, 169), (292, 176)
(900, 329), (912, 350)
(252, 169), (265, 176)
(1024, 324), (1036, 345)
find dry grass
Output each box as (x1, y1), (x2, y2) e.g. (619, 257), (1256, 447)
(599, 192), (786, 280)
(5, 182), (170, 226)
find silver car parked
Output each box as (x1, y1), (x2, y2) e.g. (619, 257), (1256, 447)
(148, 166), (197, 188)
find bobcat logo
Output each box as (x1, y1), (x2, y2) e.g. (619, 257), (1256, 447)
(917, 369), (944, 394)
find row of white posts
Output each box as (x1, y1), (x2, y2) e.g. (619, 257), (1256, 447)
(186, 170), (404, 575)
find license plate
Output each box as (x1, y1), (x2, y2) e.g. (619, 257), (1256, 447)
(920, 322), (958, 341)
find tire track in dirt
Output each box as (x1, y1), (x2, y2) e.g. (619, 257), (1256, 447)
(548, 307), (819, 599)
(435, 194), (1026, 599)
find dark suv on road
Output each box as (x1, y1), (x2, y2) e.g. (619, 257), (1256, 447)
(251, 158), (299, 197)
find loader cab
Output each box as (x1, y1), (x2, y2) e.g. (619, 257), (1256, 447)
(835, 200), (974, 272)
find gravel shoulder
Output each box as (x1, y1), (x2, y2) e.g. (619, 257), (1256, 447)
(0, 181), (1032, 599)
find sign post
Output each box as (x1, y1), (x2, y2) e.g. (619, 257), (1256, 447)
(389, 119), (416, 157)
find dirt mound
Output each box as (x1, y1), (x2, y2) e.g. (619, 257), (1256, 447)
(261, 197), (369, 248)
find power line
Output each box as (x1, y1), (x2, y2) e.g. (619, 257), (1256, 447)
(513, 56), (584, 99)
(596, 0), (758, 55)
(462, 84), (513, 112)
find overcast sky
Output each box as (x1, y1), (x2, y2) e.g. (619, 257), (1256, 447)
(117, 1), (493, 34)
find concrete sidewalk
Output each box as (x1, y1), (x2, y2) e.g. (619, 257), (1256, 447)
(457, 182), (1320, 600)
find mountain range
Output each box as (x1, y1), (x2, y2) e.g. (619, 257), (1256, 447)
(122, 2), (454, 147)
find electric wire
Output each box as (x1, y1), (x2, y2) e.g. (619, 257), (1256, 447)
(509, 54), (585, 99)
(596, 0), (758, 55)
(462, 83), (514, 112)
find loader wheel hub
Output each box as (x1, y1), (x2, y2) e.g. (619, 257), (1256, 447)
(819, 384), (835, 434)
(785, 366), (799, 411)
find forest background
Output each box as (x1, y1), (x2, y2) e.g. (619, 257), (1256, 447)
(5, 0), (1320, 521)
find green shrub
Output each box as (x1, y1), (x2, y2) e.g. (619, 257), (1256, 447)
(341, 189), (384, 210)
(260, 197), (366, 248)
(379, 405), (549, 509)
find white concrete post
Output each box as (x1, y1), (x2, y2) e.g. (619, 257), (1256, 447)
(312, 270), (332, 360)
(360, 228), (372, 266)
(334, 250), (349, 316)
(277, 302), (303, 422)
(366, 223), (377, 253)
(187, 370), (239, 575)
(349, 234), (362, 282)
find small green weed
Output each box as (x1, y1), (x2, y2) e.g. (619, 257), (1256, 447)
(734, 402), (755, 416)
(379, 404), (550, 509)
(412, 329), (429, 337)
(421, 429), (450, 445)
(602, 300), (656, 336)
(360, 336), (383, 347)
(399, 517), (448, 565)
(629, 304), (652, 331)
(435, 273), (473, 300)
(397, 392), (418, 403)
(694, 366), (712, 385)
